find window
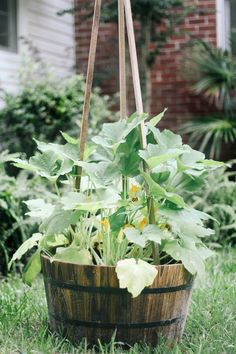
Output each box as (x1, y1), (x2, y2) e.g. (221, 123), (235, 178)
(230, 0), (236, 54)
(0, 0), (17, 52)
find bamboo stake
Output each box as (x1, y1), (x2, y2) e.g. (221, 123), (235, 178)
(118, 0), (129, 198)
(123, 0), (147, 149)
(118, 0), (127, 119)
(75, 0), (102, 191)
(124, 0), (160, 264)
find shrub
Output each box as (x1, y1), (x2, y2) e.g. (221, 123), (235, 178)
(0, 62), (112, 157)
(187, 161), (236, 246)
(0, 151), (54, 275)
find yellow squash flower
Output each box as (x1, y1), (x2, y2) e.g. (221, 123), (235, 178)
(129, 184), (141, 203)
(129, 184), (140, 195)
(101, 218), (110, 233)
(138, 217), (148, 231)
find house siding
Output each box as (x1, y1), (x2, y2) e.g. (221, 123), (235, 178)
(0, 0), (75, 96)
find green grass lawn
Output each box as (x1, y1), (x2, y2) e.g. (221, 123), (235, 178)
(0, 249), (235, 354)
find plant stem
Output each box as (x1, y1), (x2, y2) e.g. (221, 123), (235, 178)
(54, 182), (61, 197)
(147, 196), (160, 265)
(122, 175), (128, 199)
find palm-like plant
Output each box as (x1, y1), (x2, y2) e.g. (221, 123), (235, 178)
(183, 116), (236, 159)
(182, 40), (236, 159)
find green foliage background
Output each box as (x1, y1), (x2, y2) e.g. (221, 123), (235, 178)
(187, 161), (236, 246)
(0, 57), (113, 157)
(182, 40), (236, 159)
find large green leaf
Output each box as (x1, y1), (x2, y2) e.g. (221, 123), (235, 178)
(180, 149), (205, 166)
(52, 247), (92, 265)
(142, 172), (185, 207)
(176, 173), (205, 192)
(151, 171), (170, 184)
(61, 189), (121, 212)
(177, 149), (206, 176)
(176, 149), (223, 182)
(124, 228), (146, 247)
(158, 206), (214, 239)
(76, 161), (120, 187)
(60, 132), (96, 160)
(24, 199), (55, 219)
(35, 140), (80, 162)
(116, 128), (141, 177)
(23, 250), (41, 286)
(139, 144), (184, 169)
(39, 234), (69, 250)
(92, 113), (147, 151)
(124, 225), (163, 248)
(109, 207), (127, 232)
(40, 209), (81, 236)
(163, 240), (205, 276)
(116, 258), (158, 297)
(118, 150), (141, 177)
(92, 145), (114, 163)
(8, 233), (42, 269)
(60, 192), (86, 210)
(147, 126), (183, 149)
(14, 151), (73, 181)
(154, 129), (183, 148)
(60, 131), (79, 145)
(148, 108), (167, 127)
(30, 152), (66, 179)
(13, 158), (38, 172)
(143, 225), (164, 243)
(203, 159), (225, 168)
(196, 243), (214, 260)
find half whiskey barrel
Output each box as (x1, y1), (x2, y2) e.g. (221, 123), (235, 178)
(41, 254), (194, 346)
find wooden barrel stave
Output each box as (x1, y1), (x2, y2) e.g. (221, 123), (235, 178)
(41, 255), (193, 345)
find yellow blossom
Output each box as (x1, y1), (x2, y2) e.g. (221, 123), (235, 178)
(129, 184), (140, 195)
(138, 217), (148, 231)
(101, 218), (110, 233)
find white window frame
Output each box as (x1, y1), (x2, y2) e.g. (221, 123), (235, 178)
(0, 0), (28, 55)
(0, 0), (18, 52)
(216, 0), (233, 51)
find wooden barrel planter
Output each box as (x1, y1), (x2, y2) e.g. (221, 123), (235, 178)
(41, 254), (194, 346)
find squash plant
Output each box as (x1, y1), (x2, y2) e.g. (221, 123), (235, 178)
(9, 110), (223, 297)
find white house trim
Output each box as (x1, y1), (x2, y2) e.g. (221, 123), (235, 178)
(216, 0), (231, 51)
(18, 0), (29, 53)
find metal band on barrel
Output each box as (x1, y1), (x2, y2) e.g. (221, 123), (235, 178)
(44, 277), (193, 294)
(49, 312), (184, 329)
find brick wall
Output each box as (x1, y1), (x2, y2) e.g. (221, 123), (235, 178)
(74, 1), (119, 97)
(74, 0), (217, 130)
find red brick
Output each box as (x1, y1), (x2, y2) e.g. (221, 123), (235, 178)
(74, 0), (218, 129)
